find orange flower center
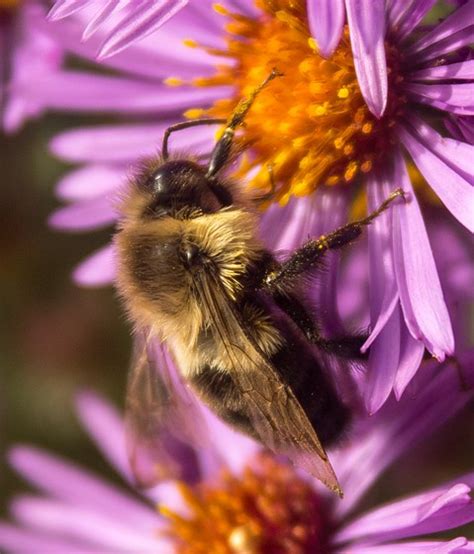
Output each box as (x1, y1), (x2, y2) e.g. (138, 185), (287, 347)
(168, 0), (405, 205)
(160, 455), (332, 553)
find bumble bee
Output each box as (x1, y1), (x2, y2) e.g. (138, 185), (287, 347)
(115, 70), (405, 496)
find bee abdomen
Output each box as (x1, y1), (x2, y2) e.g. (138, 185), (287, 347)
(271, 342), (350, 447)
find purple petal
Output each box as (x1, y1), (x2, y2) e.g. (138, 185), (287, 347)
(445, 115), (474, 145)
(3, 3), (63, 133)
(8, 446), (158, 527)
(405, 83), (474, 115)
(334, 360), (473, 518)
(391, 150), (454, 359)
(45, 12), (221, 81)
(393, 324), (425, 399)
(410, 60), (474, 81)
(337, 483), (474, 544)
(364, 171), (402, 412)
(11, 496), (165, 551)
(82, 1), (123, 40)
(345, 0), (388, 118)
(408, 0), (474, 55)
(0, 522), (88, 553)
(75, 392), (131, 481)
(364, 171), (400, 351)
(343, 538), (470, 554)
(56, 165), (126, 201)
(73, 244), (116, 287)
(307, 0), (345, 58)
(50, 122), (216, 163)
(26, 70), (232, 113)
(48, 195), (116, 231)
(413, 26), (474, 64)
(98, 1), (189, 59)
(403, 115), (474, 183)
(365, 306), (400, 413)
(387, 0), (437, 41)
(49, 0), (91, 20)
(398, 123), (474, 232)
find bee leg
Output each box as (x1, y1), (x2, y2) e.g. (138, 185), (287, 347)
(162, 118), (226, 159)
(206, 69), (283, 178)
(263, 188), (405, 292)
(273, 292), (368, 360)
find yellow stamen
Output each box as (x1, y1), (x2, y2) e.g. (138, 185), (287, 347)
(160, 455), (331, 553)
(164, 77), (184, 87)
(183, 38), (198, 48)
(184, 108), (205, 119)
(183, 0), (404, 203)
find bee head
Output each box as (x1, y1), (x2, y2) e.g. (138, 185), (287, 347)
(141, 160), (232, 219)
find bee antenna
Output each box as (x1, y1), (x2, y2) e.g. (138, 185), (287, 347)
(161, 118), (226, 159)
(206, 68), (283, 178)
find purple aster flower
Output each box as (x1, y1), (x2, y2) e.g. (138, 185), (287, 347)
(0, 0), (63, 132)
(1, 358), (474, 553)
(48, 0), (189, 59)
(43, 1), (473, 408)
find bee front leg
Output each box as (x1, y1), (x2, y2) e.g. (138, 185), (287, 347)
(263, 188), (405, 293)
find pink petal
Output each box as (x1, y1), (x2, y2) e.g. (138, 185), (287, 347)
(340, 538), (469, 553)
(363, 172), (399, 351)
(334, 360), (473, 518)
(413, 27), (474, 64)
(75, 392), (131, 481)
(8, 446), (157, 527)
(391, 150), (454, 360)
(49, 0), (92, 20)
(26, 70), (232, 113)
(0, 522), (88, 553)
(50, 122), (216, 163)
(73, 244), (116, 287)
(307, 0), (345, 58)
(410, 60), (474, 81)
(11, 496), (164, 551)
(336, 484), (473, 543)
(402, 115), (474, 183)
(365, 306), (400, 413)
(398, 123), (474, 232)
(82, 0), (122, 40)
(56, 165), (126, 201)
(48, 195), (116, 231)
(98, 1), (189, 59)
(408, 0), (474, 55)
(387, 0), (437, 41)
(406, 83), (474, 115)
(345, 0), (388, 118)
(393, 324), (425, 400)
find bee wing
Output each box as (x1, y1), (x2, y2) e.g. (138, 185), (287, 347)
(125, 329), (207, 488)
(196, 275), (343, 496)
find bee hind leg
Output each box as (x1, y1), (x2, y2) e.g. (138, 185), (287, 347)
(273, 292), (368, 359)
